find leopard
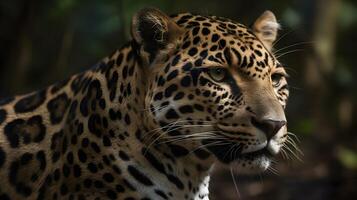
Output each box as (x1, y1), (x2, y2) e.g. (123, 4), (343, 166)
(0, 7), (290, 200)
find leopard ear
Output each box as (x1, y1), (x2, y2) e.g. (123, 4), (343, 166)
(252, 10), (280, 51)
(131, 8), (184, 63)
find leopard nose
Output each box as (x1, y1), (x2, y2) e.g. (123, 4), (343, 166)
(251, 118), (286, 140)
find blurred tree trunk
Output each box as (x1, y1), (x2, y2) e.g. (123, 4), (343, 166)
(304, 0), (341, 141)
(117, 0), (127, 41)
(50, 24), (74, 81)
(2, 0), (36, 94)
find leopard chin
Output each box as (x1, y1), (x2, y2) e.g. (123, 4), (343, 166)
(231, 154), (272, 174)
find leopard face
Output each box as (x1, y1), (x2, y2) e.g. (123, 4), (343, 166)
(134, 9), (289, 172)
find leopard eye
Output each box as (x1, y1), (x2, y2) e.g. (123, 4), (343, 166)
(208, 68), (227, 82)
(271, 73), (283, 87)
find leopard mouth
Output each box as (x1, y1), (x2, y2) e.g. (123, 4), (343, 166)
(203, 138), (273, 164)
(202, 128), (275, 165)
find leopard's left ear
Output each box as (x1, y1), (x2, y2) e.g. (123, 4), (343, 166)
(252, 10), (280, 51)
(131, 8), (184, 63)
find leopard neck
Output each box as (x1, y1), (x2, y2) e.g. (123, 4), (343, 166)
(97, 42), (215, 199)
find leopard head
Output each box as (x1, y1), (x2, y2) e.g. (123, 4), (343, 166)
(132, 8), (289, 172)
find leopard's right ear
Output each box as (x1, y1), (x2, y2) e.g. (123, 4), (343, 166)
(131, 8), (184, 63)
(252, 10), (280, 51)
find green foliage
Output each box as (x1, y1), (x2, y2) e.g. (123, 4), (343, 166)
(293, 118), (315, 136)
(52, 0), (79, 17)
(338, 147), (357, 170)
(338, 1), (357, 29)
(282, 7), (301, 28)
(335, 59), (353, 87)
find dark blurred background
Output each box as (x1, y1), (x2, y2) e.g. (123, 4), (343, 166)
(1, 0), (356, 199)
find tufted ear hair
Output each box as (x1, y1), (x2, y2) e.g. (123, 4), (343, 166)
(252, 10), (280, 51)
(131, 8), (184, 63)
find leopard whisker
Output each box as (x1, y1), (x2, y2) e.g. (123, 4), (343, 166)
(272, 28), (295, 46)
(162, 131), (222, 140)
(274, 41), (315, 54)
(282, 144), (303, 162)
(286, 137), (303, 156)
(159, 132), (225, 144)
(140, 104), (169, 112)
(267, 165), (279, 176)
(144, 122), (215, 153)
(280, 148), (290, 160)
(222, 143), (241, 162)
(142, 119), (212, 142)
(230, 167), (241, 199)
(287, 131), (301, 143)
(187, 140), (230, 155)
(275, 49), (304, 59)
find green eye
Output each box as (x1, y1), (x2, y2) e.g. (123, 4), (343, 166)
(208, 68), (227, 82)
(271, 73), (283, 87)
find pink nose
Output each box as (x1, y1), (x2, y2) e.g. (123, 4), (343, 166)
(251, 118), (286, 140)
